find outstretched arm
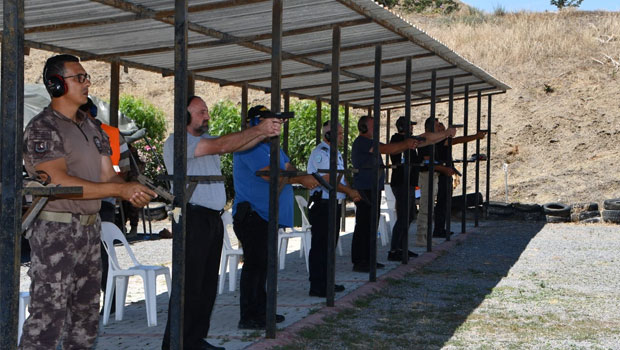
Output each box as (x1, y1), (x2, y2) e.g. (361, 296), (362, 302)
(451, 131), (487, 145)
(194, 118), (281, 156)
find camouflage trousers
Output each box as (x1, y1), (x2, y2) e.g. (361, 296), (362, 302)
(20, 215), (102, 350)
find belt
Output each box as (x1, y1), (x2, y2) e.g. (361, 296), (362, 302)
(38, 211), (98, 226)
(188, 203), (225, 216)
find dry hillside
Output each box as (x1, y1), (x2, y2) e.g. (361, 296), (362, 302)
(17, 9), (620, 205)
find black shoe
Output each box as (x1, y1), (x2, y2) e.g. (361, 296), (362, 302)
(433, 230), (453, 238)
(238, 319), (264, 330)
(352, 262), (370, 273)
(309, 284), (345, 297)
(202, 342), (225, 350)
(276, 314), (285, 323)
(376, 262), (385, 269)
(387, 250), (402, 261)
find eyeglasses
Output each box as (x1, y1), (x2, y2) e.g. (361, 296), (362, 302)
(63, 73), (91, 83)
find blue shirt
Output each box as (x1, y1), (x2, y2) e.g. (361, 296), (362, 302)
(233, 142), (293, 227)
(351, 136), (385, 191)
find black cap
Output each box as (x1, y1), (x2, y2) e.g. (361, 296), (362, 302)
(248, 105), (274, 119)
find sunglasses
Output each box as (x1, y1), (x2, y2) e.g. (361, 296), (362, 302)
(63, 73), (91, 84)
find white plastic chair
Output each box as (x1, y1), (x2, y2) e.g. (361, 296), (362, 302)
(100, 222), (171, 327)
(18, 292), (30, 346)
(218, 211), (243, 294)
(381, 185), (397, 233)
(278, 196), (312, 273)
(295, 195), (343, 256)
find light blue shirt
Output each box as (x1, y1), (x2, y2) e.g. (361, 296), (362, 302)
(307, 141), (346, 200)
(163, 132), (227, 211)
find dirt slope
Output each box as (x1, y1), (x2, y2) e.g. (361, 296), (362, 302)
(18, 10), (620, 204)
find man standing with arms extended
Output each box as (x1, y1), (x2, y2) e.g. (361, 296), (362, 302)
(307, 121), (361, 297)
(232, 105), (319, 330)
(161, 97), (281, 350)
(20, 54), (155, 350)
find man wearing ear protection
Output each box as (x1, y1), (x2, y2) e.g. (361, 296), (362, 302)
(161, 97), (280, 350)
(232, 105), (319, 330)
(21, 54), (156, 350)
(306, 121), (362, 297)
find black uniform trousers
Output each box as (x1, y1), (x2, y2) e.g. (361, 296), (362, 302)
(162, 204), (223, 349)
(308, 198), (341, 293)
(390, 185), (416, 252)
(233, 209), (269, 323)
(351, 189), (380, 265)
(434, 174), (452, 235)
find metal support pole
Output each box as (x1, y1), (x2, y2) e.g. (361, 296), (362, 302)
(110, 61), (120, 127)
(316, 98), (322, 146)
(241, 82), (248, 130)
(385, 109), (391, 182)
(426, 70), (437, 253)
(367, 106), (372, 117)
(187, 72), (195, 98)
(326, 25), (340, 307)
(283, 91), (290, 154)
(446, 78), (454, 241)
(341, 104), (350, 233)
(461, 85), (469, 234)
(370, 45), (382, 282)
(475, 91), (481, 227)
(266, 0), (283, 338)
(486, 96), (492, 210)
(171, 1), (189, 349)
(0, 0), (24, 347)
(402, 57), (412, 264)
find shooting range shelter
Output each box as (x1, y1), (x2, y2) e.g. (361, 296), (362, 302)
(1, 0), (509, 348)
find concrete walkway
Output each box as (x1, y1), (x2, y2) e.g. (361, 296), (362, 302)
(19, 215), (477, 350)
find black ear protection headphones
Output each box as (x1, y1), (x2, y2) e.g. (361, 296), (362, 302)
(187, 95), (199, 125)
(43, 65), (67, 98)
(322, 120), (331, 140)
(357, 116), (369, 134)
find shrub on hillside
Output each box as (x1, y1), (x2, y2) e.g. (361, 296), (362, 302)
(377, 0), (399, 8)
(550, 0), (584, 10)
(402, 0), (460, 14)
(119, 95), (167, 186)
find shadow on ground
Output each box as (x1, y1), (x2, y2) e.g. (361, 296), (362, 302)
(277, 221), (546, 350)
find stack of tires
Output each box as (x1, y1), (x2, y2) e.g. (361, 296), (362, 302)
(570, 202), (600, 223)
(543, 202), (571, 223)
(602, 198), (620, 224)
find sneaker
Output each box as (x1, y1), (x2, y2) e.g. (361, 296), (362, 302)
(238, 314), (285, 329)
(387, 250), (418, 261)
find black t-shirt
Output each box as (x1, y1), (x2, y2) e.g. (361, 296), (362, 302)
(435, 140), (452, 166)
(389, 133), (420, 187)
(352, 136), (385, 190)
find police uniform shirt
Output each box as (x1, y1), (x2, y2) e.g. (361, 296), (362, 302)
(23, 106), (112, 215)
(163, 132), (227, 211)
(389, 133), (420, 187)
(307, 141), (346, 200)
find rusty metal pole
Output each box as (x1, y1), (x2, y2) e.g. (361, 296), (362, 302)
(316, 98), (322, 146)
(326, 25), (340, 307)
(171, 1), (189, 349)
(0, 0), (24, 347)
(241, 82), (248, 130)
(475, 91), (481, 227)
(461, 85), (469, 234)
(385, 109), (391, 182)
(446, 78), (454, 241)
(283, 91), (290, 154)
(369, 45), (382, 282)
(426, 70), (437, 253)
(187, 72), (195, 98)
(110, 61), (120, 127)
(486, 96), (492, 210)
(341, 103), (350, 232)
(266, 0), (283, 338)
(402, 57), (412, 264)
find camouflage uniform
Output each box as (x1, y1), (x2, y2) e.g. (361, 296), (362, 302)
(20, 106), (111, 350)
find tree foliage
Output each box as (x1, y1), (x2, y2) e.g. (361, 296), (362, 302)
(550, 0), (584, 9)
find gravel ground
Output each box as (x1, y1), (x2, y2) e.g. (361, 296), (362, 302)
(276, 221), (620, 350)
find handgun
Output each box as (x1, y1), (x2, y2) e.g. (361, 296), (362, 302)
(310, 172), (334, 191)
(137, 174), (175, 203)
(262, 111), (295, 120)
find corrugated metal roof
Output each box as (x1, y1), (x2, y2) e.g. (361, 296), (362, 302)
(1, 0), (509, 109)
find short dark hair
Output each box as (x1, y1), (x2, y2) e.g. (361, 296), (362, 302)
(424, 116), (438, 132)
(357, 115), (371, 133)
(43, 54), (79, 83)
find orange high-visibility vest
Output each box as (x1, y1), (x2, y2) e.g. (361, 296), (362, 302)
(101, 124), (121, 167)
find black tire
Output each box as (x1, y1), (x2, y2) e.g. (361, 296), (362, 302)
(512, 203), (541, 213)
(546, 215), (570, 223)
(543, 202), (570, 217)
(146, 202), (167, 221)
(570, 210), (600, 222)
(603, 198), (620, 210)
(602, 210), (620, 223)
(581, 217), (601, 224)
(487, 202), (514, 216)
(571, 202), (599, 212)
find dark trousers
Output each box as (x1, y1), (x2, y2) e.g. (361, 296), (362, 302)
(162, 204), (223, 349)
(390, 185), (415, 252)
(99, 201), (117, 313)
(308, 199), (341, 292)
(233, 210), (268, 323)
(352, 189), (379, 265)
(434, 174), (452, 235)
